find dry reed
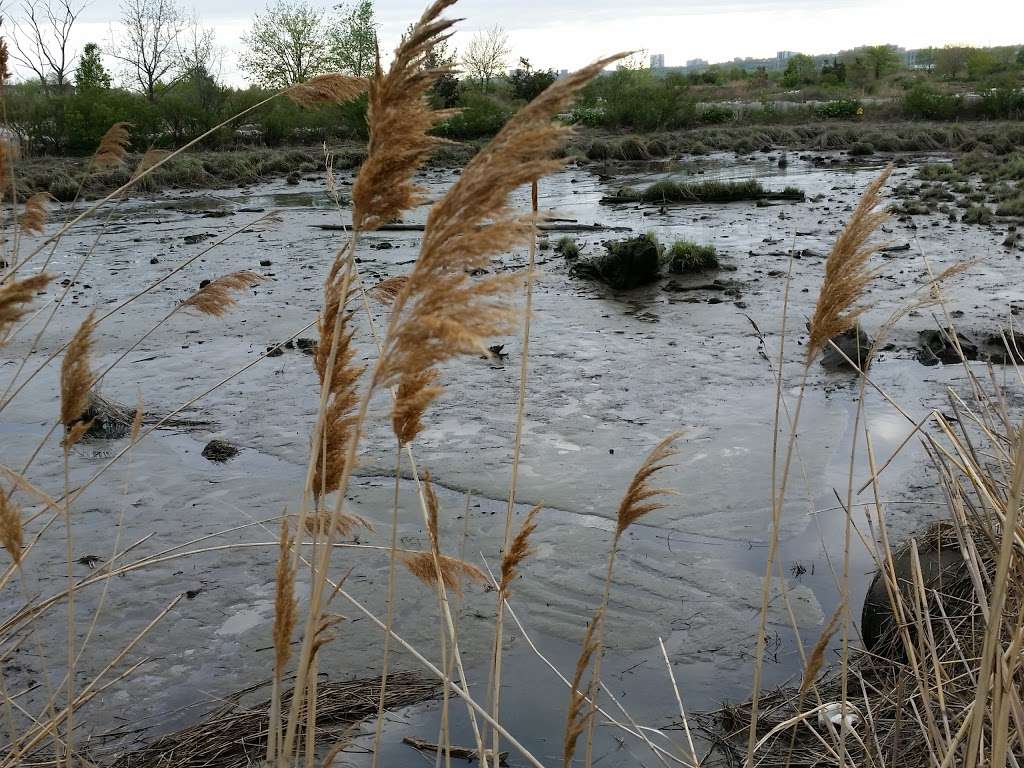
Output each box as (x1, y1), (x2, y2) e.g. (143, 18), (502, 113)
(94, 122), (132, 169)
(563, 609), (603, 768)
(0, 489), (21, 564)
(615, 432), (682, 536)
(273, 518), (297, 674)
(0, 273), (53, 344)
(368, 275), (408, 305)
(806, 165), (892, 361)
(287, 73), (368, 108)
(399, 551), (485, 595)
(351, 0), (457, 231)
(499, 504), (540, 594)
(59, 311), (96, 445)
(181, 271), (263, 317)
(19, 193), (50, 234)
(300, 509), (373, 538)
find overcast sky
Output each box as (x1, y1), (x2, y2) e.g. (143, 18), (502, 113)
(16, 0), (1024, 86)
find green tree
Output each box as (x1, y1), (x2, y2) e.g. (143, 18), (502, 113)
(508, 57), (555, 101)
(239, 0), (332, 87)
(330, 0), (375, 76)
(862, 45), (901, 80)
(74, 43), (111, 90)
(966, 49), (998, 80)
(781, 54), (816, 88)
(935, 46), (970, 79)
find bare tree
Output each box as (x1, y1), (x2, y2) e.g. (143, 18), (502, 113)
(239, 0), (333, 88)
(110, 0), (187, 102)
(461, 24), (509, 90)
(9, 0), (85, 93)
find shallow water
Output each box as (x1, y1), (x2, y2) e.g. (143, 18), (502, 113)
(1, 152), (1017, 765)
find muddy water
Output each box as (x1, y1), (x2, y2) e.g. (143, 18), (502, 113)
(1, 153), (1017, 765)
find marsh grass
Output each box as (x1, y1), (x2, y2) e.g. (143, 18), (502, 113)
(0, 5), (1021, 768)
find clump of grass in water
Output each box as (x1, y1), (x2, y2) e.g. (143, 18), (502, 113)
(606, 178), (805, 204)
(554, 235), (580, 258)
(667, 241), (719, 273)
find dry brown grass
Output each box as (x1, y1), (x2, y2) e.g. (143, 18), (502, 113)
(499, 504), (540, 594)
(300, 509), (373, 538)
(181, 270), (263, 317)
(0, 489), (22, 564)
(352, 0), (457, 231)
(368, 275), (408, 305)
(272, 518), (297, 674)
(18, 193), (50, 234)
(59, 310), (96, 443)
(287, 73), (368, 108)
(806, 165), (892, 361)
(0, 273), (53, 344)
(399, 551), (485, 595)
(615, 431), (682, 536)
(94, 122), (132, 169)
(563, 608), (603, 768)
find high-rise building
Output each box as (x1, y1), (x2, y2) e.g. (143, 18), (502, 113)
(650, 53), (665, 69)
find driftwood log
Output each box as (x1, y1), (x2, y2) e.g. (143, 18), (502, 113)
(402, 735), (509, 765)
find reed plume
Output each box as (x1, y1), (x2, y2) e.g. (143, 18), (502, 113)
(376, 53), (628, 442)
(0, 273), (53, 344)
(806, 165), (892, 361)
(500, 504), (541, 594)
(799, 601), (843, 694)
(60, 311), (96, 446)
(368, 275), (408, 305)
(351, 0), (458, 231)
(301, 509), (373, 538)
(391, 367), (441, 445)
(287, 73), (368, 108)
(19, 193), (50, 234)
(0, 489), (22, 564)
(273, 517), (297, 674)
(133, 149), (170, 179)
(563, 609), (603, 768)
(181, 271), (263, 317)
(94, 122), (132, 168)
(399, 551), (485, 594)
(312, 257), (364, 498)
(615, 432), (682, 536)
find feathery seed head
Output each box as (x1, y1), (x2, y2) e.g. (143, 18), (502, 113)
(273, 517), (297, 673)
(368, 275), (408, 306)
(182, 271), (263, 317)
(351, 0), (460, 230)
(807, 165), (893, 362)
(564, 607), (604, 768)
(615, 431), (683, 536)
(399, 551), (485, 595)
(287, 73), (368, 108)
(500, 504), (541, 594)
(60, 311), (97, 438)
(95, 122), (132, 169)
(0, 490), (23, 565)
(20, 192), (51, 234)
(1, 273), (53, 346)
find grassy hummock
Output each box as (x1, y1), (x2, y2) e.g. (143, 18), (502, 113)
(603, 178), (805, 205)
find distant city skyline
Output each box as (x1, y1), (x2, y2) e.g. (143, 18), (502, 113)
(4, 0), (1022, 86)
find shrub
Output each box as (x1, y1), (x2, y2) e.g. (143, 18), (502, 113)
(919, 163), (960, 181)
(435, 91), (511, 139)
(903, 83), (963, 120)
(963, 204), (994, 224)
(849, 142), (875, 157)
(815, 99), (862, 119)
(996, 196), (1024, 217)
(554, 236), (580, 258)
(700, 105), (734, 125)
(667, 241), (719, 273)
(609, 178), (805, 204)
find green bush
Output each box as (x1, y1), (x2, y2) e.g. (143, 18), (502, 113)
(963, 204), (994, 224)
(554, 236), (580, 258)
(903, 83), (963, 120)
(815, 99), (863, 119)
(435, 91), (511, 139)
(581, 69), (696, 131)
(996, 196), (1024, 217)
(700, 105), (734, 125)
(849, 142), (875, 157)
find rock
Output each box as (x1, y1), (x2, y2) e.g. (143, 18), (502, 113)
(570, 234), (660, 290)
(150, 257), (159, 264)
(286, 171), (301, 185)
(201, 439), (239, 463)
(820, 325), (873, 371)
(260, 259), (272, 266)
(861, 524), (967, 656)
(199, 279), (211, 289)
(183, 233), (213, 245)
(917, 329), (978, 366)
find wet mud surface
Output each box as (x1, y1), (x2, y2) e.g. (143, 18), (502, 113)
(2, 152), (1019, 764)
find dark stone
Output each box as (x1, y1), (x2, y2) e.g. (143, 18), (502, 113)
(286, 171), (302, 185)
(183, 233), (213, 245)
(149, 257), (159, 264)
(199, 279), (211, 289)
(861, 531), (968, 656)
(571, 235), (661, 290)
(820, 325), (873, 371)
(201, 439), (239, 462)
(260, 259), (272, 266)
(917, 329), (978, 366)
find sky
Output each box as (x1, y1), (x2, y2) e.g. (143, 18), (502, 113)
(10, 0), (1024, 87)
